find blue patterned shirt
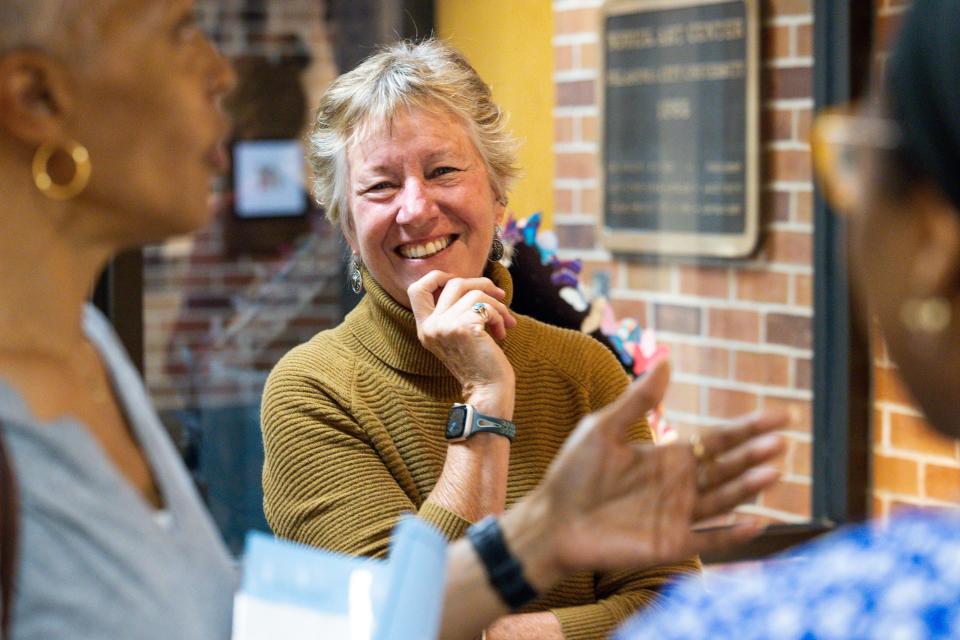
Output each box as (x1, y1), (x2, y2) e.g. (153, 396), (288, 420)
(616, 510), (960, 640)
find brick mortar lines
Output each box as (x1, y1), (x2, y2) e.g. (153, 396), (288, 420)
(671, 378), (812, 402)
(554, 178), (599, 189)
(554, 142), (598, 153)
(874, 491), (957, 509)
(766, 98), (815, 109)
(765, 15), (814, 27)
(877, 4), (908, 16)
(556, 253), (814, 276)
(766, 181), (814, 192)
(665, 411), (813, 436)
(553, 107), (599, 118)
(767, 221), (814, 232)
(554, 214), (597, 225)
(611, 291), (815, 315)
(875, 401), (924, 418)
(553, 0), (604, 10)
(672, 348), (813, 372)
(552, 33), (599, 47)
(766, 141), (811, 152)
(616, 261), (812, 275)
(777, 472), (813, 485)
(875, 448), (960, 468)
(766, 57), (813, 69)
(554, 70), (598, 82)
(877, 404), (931, 422)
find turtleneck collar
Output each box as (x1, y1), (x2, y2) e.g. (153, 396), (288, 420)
(347, 261), (515, 377)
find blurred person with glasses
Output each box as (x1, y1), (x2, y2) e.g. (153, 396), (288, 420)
(616, 1), (960, 638)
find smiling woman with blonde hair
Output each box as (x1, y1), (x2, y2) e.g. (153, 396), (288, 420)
(261, 39), (704, 639)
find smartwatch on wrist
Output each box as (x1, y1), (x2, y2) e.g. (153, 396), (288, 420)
(445, 403), (516, 442)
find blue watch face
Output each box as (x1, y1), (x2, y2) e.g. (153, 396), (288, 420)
(446, 405), (468, 439)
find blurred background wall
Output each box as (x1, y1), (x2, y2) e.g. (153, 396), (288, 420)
(136, 0), (956, 551)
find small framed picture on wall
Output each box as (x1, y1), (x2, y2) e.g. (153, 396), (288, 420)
(232, 139), (308, 219)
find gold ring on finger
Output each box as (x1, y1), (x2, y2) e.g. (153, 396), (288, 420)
(472, 302), (488, 320)
(696, 463), (710, 491)
(689, 432), (706, 462)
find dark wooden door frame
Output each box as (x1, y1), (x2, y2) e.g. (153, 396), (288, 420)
(810, 0), (874, 528)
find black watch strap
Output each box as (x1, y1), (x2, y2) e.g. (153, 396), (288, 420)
(472, 412), (516, 440)
(465, 516), (538, 610)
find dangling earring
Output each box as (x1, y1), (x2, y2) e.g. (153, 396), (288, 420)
(33, 139), (92, 201)
(350, 253), (363, 294)
(488, 225), (504, 262)
(900, 296), (952, 335)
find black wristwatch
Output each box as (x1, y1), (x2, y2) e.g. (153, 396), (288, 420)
(466, 516), (538, 610)
(445, 403), (516, 442)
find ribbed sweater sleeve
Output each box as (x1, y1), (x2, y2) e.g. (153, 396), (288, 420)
(261, 336), (470, 559)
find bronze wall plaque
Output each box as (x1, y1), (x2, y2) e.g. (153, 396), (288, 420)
(600, 0), (759, 257)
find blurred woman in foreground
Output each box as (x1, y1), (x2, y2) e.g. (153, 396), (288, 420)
(618, 1), (960, 638)
(0, 2), (783, 638)
(0, 1), (238, 637)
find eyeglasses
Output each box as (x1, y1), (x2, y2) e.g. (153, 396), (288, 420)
(810, 105), (903, 216)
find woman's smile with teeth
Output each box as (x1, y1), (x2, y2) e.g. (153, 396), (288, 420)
(398, 235), (455, 259)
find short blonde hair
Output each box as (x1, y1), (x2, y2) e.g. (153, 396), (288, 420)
(307, 38), (520, 230)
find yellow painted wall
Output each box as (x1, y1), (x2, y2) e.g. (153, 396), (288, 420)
(436, 0), (555, 227)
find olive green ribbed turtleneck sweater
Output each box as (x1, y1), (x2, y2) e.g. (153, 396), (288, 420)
(261, 262), (699, 639)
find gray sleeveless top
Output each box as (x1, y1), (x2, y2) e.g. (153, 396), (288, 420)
(1, 305), (238, 639)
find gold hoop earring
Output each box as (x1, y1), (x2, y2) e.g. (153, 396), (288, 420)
(900, 296), (952, 335)
(32, 140), (92, 201)
(350, 253), (363, 294)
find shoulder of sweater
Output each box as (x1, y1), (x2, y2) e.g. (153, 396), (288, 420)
(509, 313), (627, 385)
(263, 323), (356, 402)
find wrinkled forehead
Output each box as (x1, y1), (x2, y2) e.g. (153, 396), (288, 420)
(352, 100), (465, 146)
(346, 101), (478, 168)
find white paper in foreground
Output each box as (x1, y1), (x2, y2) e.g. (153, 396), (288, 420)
(232, 516), (447, 640)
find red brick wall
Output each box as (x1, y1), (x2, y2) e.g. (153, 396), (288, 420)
(553, 0), (814, 523)
(143, 0), (343, 411)
(551, 0), (959, 524)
